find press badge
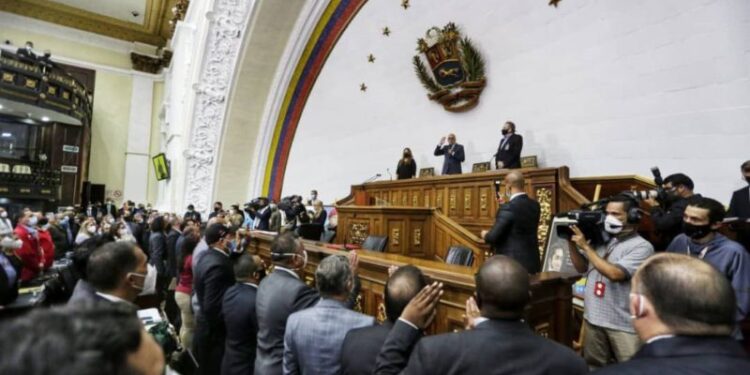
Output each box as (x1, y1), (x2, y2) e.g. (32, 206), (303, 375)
(594, 281), (606, 298)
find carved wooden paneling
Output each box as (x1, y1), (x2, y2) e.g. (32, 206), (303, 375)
(348, 221), (370, 244)
(248, 231), (578, 346)
(448, 188), (458, 214)
(463, 187), (473, 216)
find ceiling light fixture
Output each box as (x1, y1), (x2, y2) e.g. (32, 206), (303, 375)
(41, 116), (50, 122)
(1, 132), (11, 138)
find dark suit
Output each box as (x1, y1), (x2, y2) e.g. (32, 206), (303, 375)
(254, 268), (320, 375)
(255, 207), (272, 231)
(494, 133), (523, 169)
(375, 319), (587, 375)
(729, 186), (750, 251)
(166, 229), (180, 280)
(184, 210), (202, 223)
(434, 144), (465, 175)
(483, 194), (541, 273)
(593, 336), (750, 375)
(222, 283), (259, 375)
(148, 231), (168, 280)
(103, 203), (118, 218)
(342, 322), (393, 375)
(193, 248), (235, 375)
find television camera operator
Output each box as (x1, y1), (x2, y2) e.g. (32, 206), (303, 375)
(566, 194), (654, 369)
(641, 172), (701, 250)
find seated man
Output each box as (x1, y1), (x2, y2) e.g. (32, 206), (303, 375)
(342, 265), (427, 375)
(0, 302), (165, 375)
(84, 241), (154, 306)
(595, 253), (750, 374)
(666, 197), (750, 339)
(374, 255), (587, 375)
(283, 254), (372, 375)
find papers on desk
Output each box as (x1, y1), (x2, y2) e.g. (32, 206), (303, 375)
(137, 308), (163, 329)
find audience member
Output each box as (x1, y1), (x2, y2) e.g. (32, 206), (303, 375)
(666, 197), (750, 339)
(256, 233), (320, 375)
(0, 206), (13, 238)
(85, 241), (154, 305)
(47, 214), (69, 259)
(36, 213), (54, 270)
(193, 223), (237, 375)
(728, 160), (750, 251)
(209, 201), (224, 219)
(594, 253), (750, 374)
(0, 236), (23, 305)
(222, 253), (265, 375)
(374, 255), (587, 374)
(643, 173), (700, 250)
(67, 235), (115, 304)
(284, 254), (371, 375)
(0, 302), (164, 375)
(269, 204), (282, 233)
(568, 195), (654, 369)
(75, 217), (96, 245)
(184, 204), (202, 224)
(481, 171), (541, 273)
(13, 210), (43, 283)
(175, 226), (200, 352)
(148, 215), (169, 294)
(342, 265), (426, 375)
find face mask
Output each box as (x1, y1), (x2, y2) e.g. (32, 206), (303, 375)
(502, 129), (509, 136)
(87, 225), (97, 234)
(683, 222), (712, 240)
(604, 215), (624, 234)
(118, 228), (129, 236)
(130, 264), (157, 296)
(0, 212), (6, 218)
(28, 216), (38, 226)
(214, 207), (220, 212)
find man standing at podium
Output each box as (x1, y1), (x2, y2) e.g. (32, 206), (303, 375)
(434, 133), (465, 175)
(494, 121), (523, 169)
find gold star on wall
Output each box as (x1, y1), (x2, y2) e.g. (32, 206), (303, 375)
(367, 54), (376, 63)
(549, 0), (562, 7)
(401, 0), (410, 10)
(360, 83), (368, 92)
(382, 27), (391, 36)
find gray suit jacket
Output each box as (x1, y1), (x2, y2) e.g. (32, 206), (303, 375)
(283, 299), (374, 375)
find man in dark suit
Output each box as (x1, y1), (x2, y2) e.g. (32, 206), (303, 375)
(481, 171), (541, 273)
(184, 204), (203, 224)
(594, 253), (750, 374)
(494, 121), (523, 169)
(255, 233), (358, 375)
(433, 133), (465, 175)
(222, 253), (264, 375)
(81, 241), (152, 307)
(103, 199), (118, 218)
(374, 255), (587, 375)
(193, 224), (237, 375)
(728, 160), (750, 251)
(342, 265), (426, 375)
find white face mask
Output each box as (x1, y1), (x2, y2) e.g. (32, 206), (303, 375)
(28, 216), (38, 226)
(0, 212), (7, 218)
(604, 215), (624, 234)
(130, 264), (157, 296)
(87, 225), (97, 234)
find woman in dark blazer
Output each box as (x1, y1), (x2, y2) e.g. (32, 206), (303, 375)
(396, 148), (417, 180)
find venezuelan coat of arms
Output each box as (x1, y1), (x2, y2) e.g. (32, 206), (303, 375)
(413, 22), (487, 112)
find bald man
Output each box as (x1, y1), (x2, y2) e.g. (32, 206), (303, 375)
(434, 133), (465, 175)
(481, 171), (542, 273)
(595, 253), (750, 374)
(374, 256), (587, 374)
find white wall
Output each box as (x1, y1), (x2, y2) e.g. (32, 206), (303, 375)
(282, 0), (750, 204)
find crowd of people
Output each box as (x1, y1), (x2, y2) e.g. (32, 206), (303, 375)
(0, 161), (749, 374)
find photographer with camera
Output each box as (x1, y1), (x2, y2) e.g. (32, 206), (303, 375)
(567, 195), (654, 369)
(642, 173), (700, 250)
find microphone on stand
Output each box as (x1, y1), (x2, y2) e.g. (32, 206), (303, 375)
(363, 173), (381, 184)
(386, 168), (393, 180)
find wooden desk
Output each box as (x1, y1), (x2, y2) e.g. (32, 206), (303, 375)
(248, 231), (580, 346)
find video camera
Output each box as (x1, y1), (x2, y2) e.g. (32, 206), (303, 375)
(556, 207), (608, 246)
(630, 166), (668, 202)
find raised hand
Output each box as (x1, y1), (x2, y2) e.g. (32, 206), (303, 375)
(463, 296), (481, 330)
(400, 282), (444, 329)
(348, 250), (360, 275)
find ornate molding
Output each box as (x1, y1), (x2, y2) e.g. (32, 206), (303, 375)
(183, 0), (256, 214)
(535, 187), (553, 262)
